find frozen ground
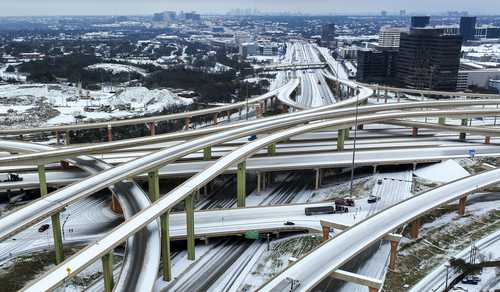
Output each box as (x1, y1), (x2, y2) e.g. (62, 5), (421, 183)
(85, 63), (148, 76)
(0, 83), (192, 128)
(415, 159), (470, 183)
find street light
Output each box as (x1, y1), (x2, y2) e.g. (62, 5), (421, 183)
(349, 86), (361, 198)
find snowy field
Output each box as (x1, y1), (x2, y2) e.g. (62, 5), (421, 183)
(0, 83), (193, 128)
(85, 63), (148, 76)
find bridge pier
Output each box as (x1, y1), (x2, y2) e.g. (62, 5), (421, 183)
(412, 127), (418, 137)
(322, 225), (330, 241)
(203, 146), (212, 160)
(438, 117), (446, 125)
(213, 113), (218, 125)
(148, 170), (172, 280)
(65, 130), (71, 145)
(315, 169), (322, 190)
(459, 119), (468, 140)
(237, 161), (246, 207)
(257, 172), (262, 193)
(184, 117), (190, 130)
(344, 128), (350, 139)
(485, 136), (491, 144)
(149, 122), (156, 136)
(410, 218), (420, 239)
(337, 129), (345, 151)
(389, 240), (399, 271)
(55, 130), (61, 144)
(186, 194), (195, 260)
(458, 196), (467, 216)
(111, 191), (122, 214)
(102, 252), (114, 292)
(107, 124), (113, 142)
(267, 143), (277, 156)
(37, 165), (64, 264)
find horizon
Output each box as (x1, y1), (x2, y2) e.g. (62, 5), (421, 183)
(1, 0), (500, 17)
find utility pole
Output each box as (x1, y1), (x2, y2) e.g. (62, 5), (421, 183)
(349, 87), (360, 197)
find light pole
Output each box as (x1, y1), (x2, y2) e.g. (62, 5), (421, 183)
(349, 86), (361, 198)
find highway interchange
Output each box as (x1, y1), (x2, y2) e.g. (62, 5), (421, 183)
(0, 41), (500, 292)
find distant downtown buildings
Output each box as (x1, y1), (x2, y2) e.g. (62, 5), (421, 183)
(355, 15), (500, 91)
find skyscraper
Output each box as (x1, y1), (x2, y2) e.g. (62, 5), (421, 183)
(396, 28), (462, 91)
(411, 16), (430, 28)
(379, 26), (409, 48)
(460, 17), (477, 41)
(321, 23), (336, 46)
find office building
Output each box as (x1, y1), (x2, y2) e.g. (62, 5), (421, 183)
(457, 69), (500, 90)
(411, 16), (430, 28)
(321, 23), (336, 45)
(396, 28), (462, 90)
(460, 17), (477, 41)
(356, 49), (398, 84)
(379, 26), (409, 48)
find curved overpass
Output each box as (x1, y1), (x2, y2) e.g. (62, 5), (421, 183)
(259, 166), (500, 292)
(1, 141), (160, 292)
(21, 108), (500, 291)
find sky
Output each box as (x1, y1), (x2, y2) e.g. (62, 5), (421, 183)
(1, 0), (500, 16)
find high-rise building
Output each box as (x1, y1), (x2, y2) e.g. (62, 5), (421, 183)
(411, 16), (430, 28)
(460, 16), (477, 41)
(396, 28), (462, 90)
(379, 26), (409, 48)
(356, 49), (398, 84)
(321, 23), (336, 43)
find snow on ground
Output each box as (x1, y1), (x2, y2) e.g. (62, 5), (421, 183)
(0, 83), (193, 127)
(415, 160), (471, 183)
(85, 63), (147, 76)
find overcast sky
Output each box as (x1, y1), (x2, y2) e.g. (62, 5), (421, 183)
(1, 0), (500, 16)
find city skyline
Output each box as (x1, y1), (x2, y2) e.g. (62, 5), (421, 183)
(1, 0), (500, 16)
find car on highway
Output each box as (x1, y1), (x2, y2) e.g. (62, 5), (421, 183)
(248, 134), (257, 141)
(377, 179), (383, 185)
(0, 173), (23, 182)
(284, 221), (295, 226)
(305, 206), (334, 216)
(38, 224), (50, 233)
(461, 275), (480, 285)
(367, 195), (381, 204)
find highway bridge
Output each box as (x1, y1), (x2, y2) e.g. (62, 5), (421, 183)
(1, 41), (500, 292)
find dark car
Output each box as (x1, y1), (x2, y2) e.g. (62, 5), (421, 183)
(377, 179), (383, 185)
(461, 275), (480, 285)
(284, 221), (295, 226)
(248, 134), (257, 141)
(38, 224), (50, 233)
(367, 195), (380, 204)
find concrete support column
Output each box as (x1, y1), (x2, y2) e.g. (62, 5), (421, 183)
(337, 129), (345, 151)
(344, 128), (350, 139)
(459, 119), (468, 140)
(184, 117), (190, 130)
(322, 225), (330, 241)
(148, 170), (160, 202)
(369, 287), (378, 292)
(389, 240), (399, 271)
(267, 143), (277, 156)
(65, 130), (71, 145)
(102, 252), (114, 292)
(458, 196), (467, 216)
(226, 110), (231, 121)
(412, 127), (418, 137)
(257, 172), (262, 193)
(237, 161), (246, 207)
(38, 165), (64, 264)
(185, 194), (195, 260)
(55, 131), (60, 145)
(107, 124), (113, 142)
(149, 122), (156, 136)
(213, 113), (218, 124)
(357, 124), (364, 130)
(485, 136), (491, 144)
(315, 169), (321, 190)
(410, 218), (420, 239)
(438, 117), (446, 125)
(203, 146), (212, 161)
(111, 191), (123, 214)
(161, 211), (171, 281)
